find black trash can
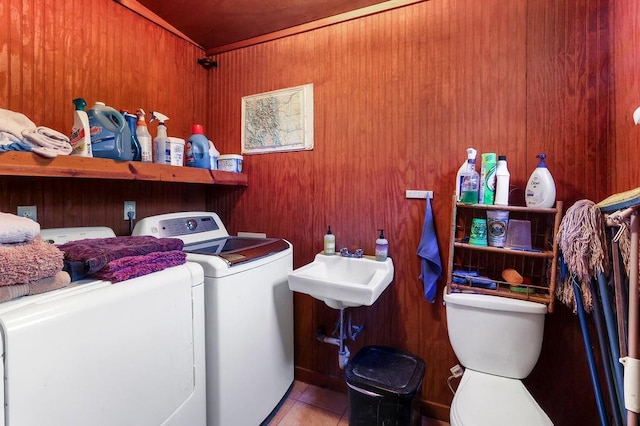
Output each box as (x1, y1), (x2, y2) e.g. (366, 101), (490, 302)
(344, 345), (426, 426)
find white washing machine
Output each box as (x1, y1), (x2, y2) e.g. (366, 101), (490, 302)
(0, 227), (207, 426)
(132, 212), (294, 426)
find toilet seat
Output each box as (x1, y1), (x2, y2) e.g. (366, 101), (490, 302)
(450, 369), (553, 426)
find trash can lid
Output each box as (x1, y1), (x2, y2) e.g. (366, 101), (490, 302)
(345, 346), (426, 397)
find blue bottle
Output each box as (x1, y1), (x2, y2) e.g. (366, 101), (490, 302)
(87, 102), (133, 161)
(123, 112), (142, 161)
(186, 124), (210, 169)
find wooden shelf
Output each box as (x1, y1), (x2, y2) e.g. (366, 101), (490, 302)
(0, 151), (248, 186)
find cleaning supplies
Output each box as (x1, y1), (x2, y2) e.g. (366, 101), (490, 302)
(479, 153), (497, 205)
(123, 112), (141, 161)
(70, 98), (92, 157)
(456, 148), (477, 201)
(460, 151), (480, 204)
(87, 101), (133, 161)
(494, 155), (510, 206)
(525, 153), (556, 208)
(186, 124), (210, 169)
(136, 109), (153, 163)
(375, 229), (389, 261)
(324, 226), (335, 255)
(208, 140), (219, 170)
(150, 111), (170, 164)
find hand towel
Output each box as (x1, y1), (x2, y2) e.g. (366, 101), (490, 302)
(29, 270), (71, 294)
(0, 236), (64, 286)
(91, 250), (187, 282)
(417, 197), (442, 303)
(22, 127), (72, 157)
(0, 212), (40, 243)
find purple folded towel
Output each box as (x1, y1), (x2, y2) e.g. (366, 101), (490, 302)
(91, 250), (187, 283)
(57, 236), (184, 275)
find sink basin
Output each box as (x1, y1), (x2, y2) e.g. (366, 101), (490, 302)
(288, 253), (394, 309)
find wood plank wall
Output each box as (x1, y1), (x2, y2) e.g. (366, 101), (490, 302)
(0, 0), (213, 235)
(208, 0), (610, 424)
(0, 0), (632, 424)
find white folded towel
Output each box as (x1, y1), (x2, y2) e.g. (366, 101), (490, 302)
(0, 212), (40, 244)
(0, 108), (36, 144)
(22, 127), (72, 157)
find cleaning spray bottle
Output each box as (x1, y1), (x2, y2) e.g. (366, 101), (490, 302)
(123, 111), (141, 161)
(150, 111), (170, 164)
(456, 148), (477, 201)
(324, 226), (335, 255)
(460, 151), (480, 204)
(70, 98), (92, 157)
(136, 109), (153, 163)
(525, 153), (556, 208)
(208, 140), (220, 170)
(186, 124), (210, 169)
(375, 229), (389, 261)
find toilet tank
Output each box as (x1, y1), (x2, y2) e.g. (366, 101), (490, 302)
(444, 291), (547, 379)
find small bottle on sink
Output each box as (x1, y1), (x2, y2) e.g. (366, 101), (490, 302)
(375, 229), (388, 261)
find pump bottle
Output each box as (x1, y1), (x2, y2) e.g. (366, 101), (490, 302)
(324, 226), (335, 255)
(494, 155), (510, 206)
(136, 109), (153, 163)
(375, 229), (389, 261)
(525, 153), (556, 208)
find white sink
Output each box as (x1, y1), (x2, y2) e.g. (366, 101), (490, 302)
(288, 253), (394, 309)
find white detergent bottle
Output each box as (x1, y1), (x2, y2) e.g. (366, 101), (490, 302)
(70, 98), (92, 157)
(525, 153), (556, 208)
(136, 109), (153, 163)
(456, 148), (477, 201)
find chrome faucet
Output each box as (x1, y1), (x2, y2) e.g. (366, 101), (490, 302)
(340, 247), (364, 258)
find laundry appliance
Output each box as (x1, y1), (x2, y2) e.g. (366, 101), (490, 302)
(133, 212), (294, 426)
(0, 226), (207, 426)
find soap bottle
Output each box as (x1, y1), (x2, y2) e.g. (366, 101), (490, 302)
(136, 109), (153, 163)
(460, 156), (480, 204)
(494, 155), (510, 206)
(324, 226), (335, 255)
(456, 148), (477, 201)
(525, 153), (556, 208)
(375, 229), (389, 261)
(70, 98), (92, 157)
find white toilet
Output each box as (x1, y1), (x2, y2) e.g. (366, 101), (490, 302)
(444, 289), (554, 425)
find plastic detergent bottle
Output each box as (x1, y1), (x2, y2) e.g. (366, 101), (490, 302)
(456, 148), (477, 202)
(460, 155), (480, 204)
(186, 124), (210, 169)
(151, 111), (170, 164)
(494, 155), (510, 206)
(208, 140), (219, 170)
(324, 226), (335, 255)
(87, 101), (133, 161)
(525, 153), (556, 208)
(136, 109), (153, 163)
(375, 229), (389, 261)
(70, 98), (92, 157)
(123, 112), (142, 161)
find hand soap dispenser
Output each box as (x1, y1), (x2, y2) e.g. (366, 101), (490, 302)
(324, 226), (335, 255)
(375, 229), (388, 261)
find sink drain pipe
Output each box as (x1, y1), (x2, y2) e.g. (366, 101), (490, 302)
(316, 308), (351, 369)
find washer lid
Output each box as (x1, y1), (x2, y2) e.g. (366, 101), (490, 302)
(184, 237), (290, 266)
(451, 370), (552, 426)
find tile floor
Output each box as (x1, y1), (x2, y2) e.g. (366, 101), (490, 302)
(266, 380), (449, 426)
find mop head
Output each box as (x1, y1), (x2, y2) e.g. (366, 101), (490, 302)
(556, 200), (609, 312)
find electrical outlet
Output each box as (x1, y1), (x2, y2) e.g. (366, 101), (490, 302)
(124, 201), (136, 220)
(17, 205), (37, 222)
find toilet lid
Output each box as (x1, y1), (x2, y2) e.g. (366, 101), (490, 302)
(450, 370), (553, 426)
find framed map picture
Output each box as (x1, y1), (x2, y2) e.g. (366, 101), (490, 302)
(241, 84), (314, 154)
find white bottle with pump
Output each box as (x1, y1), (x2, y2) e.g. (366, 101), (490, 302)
(375, 229), (389, 261)
(324, 226), (335, 255)
(494, 155), (510, 206)
(456, 148), (477, 201)
(136, 109), (152, 163)
(525, 153), (556, 208)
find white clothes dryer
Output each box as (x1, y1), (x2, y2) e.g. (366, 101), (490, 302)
(133, 212), (294, 426)
(0, 227), (207, 426)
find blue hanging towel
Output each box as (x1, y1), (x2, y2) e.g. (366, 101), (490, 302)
(417, 197), (442, 303)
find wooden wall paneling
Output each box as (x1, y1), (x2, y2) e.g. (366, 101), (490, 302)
(611, 0), (640, 193)
(208, 0), (609, 423)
